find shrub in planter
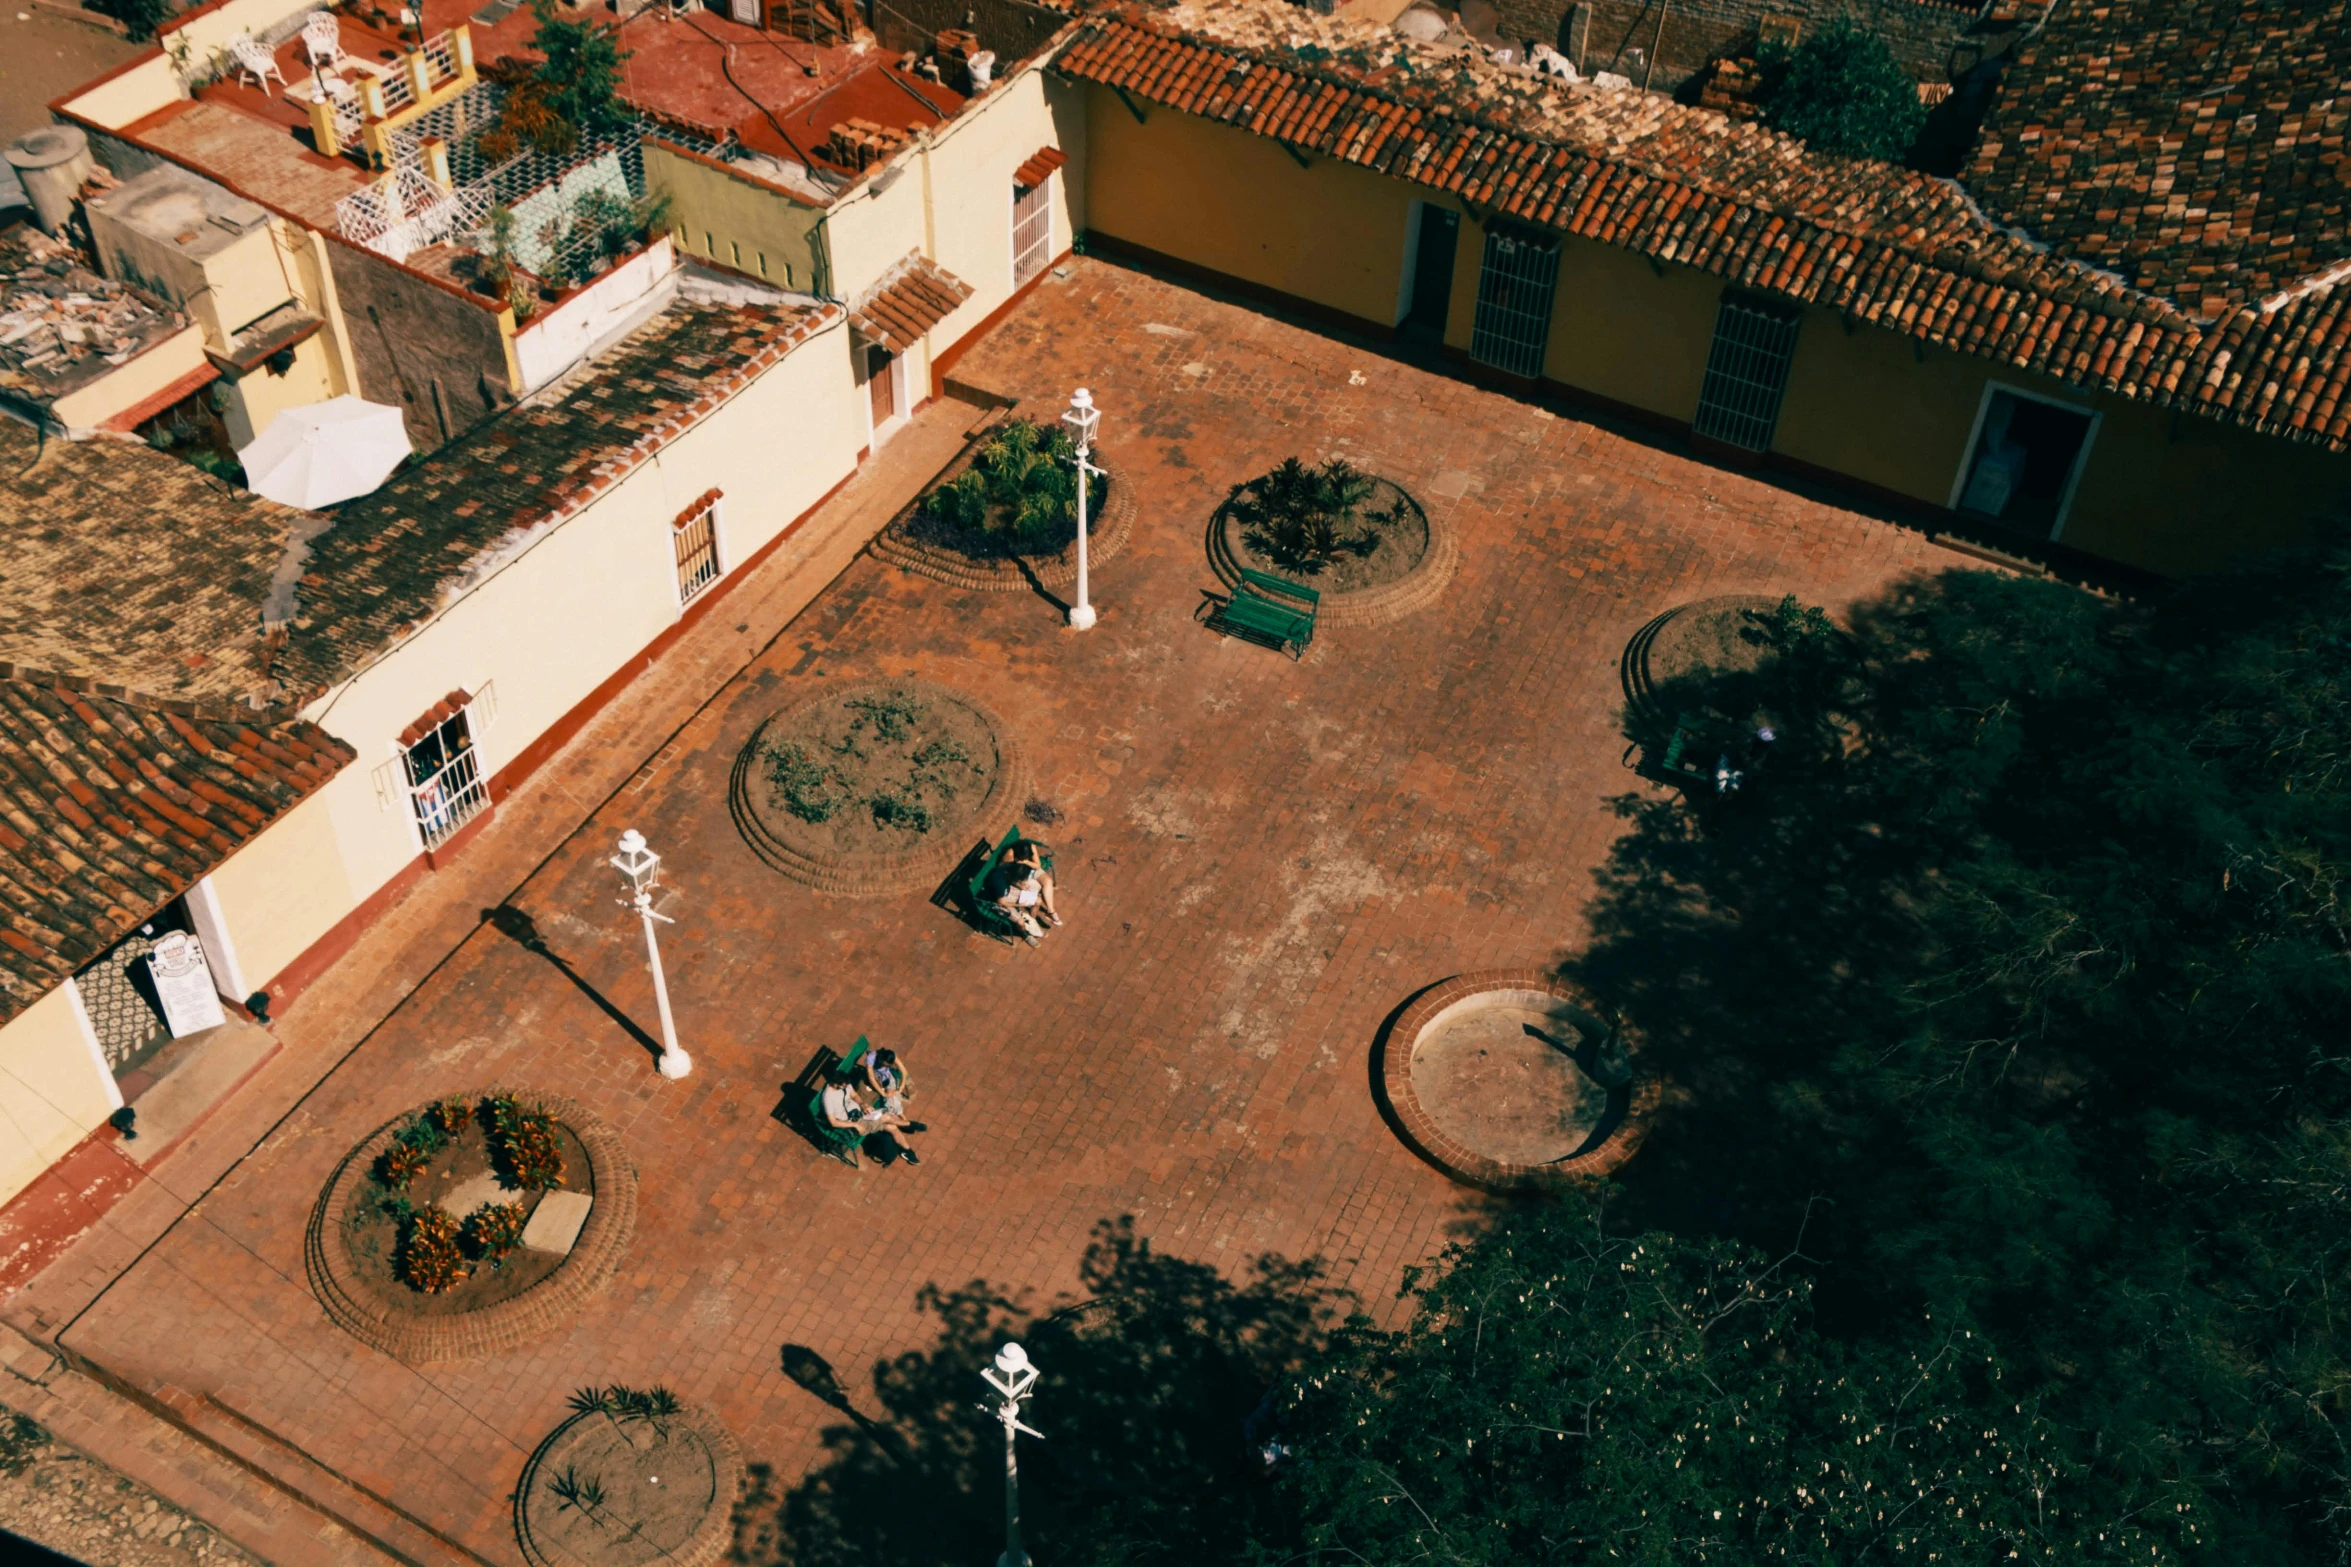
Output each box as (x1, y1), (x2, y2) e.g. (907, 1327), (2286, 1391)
(917, 420), (1106, 555)
(467, 1201), (530, 1265)
(1226, 457), (1396, 575)
(487, 1095), (567, 1189)
(376, 1113), (449, 1189)
(759, 691), (978, 835)
(401, 1207), (470, 1293)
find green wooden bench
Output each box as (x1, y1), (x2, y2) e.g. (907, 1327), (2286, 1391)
(966, 827), (1055, 941)
(805, 1035), (873, 1166)
(1207, 568), (1317, 659)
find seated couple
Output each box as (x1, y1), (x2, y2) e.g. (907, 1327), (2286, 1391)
(821, 1048), (925, 1165)
(988, 841), (1061, 944)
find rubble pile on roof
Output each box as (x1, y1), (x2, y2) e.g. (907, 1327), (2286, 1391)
(0, 224), (183, 411)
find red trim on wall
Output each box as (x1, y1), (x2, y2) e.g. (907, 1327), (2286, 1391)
(46, 43), (165, 112)
(0, 1129), (143, 1294)
(255, 852), (430, 1020)
(422, 800), (495, 871)
(97, 360), (223, 433)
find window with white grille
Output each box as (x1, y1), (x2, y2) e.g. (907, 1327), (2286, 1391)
(1012, 178), (1052, 287)
(400, 697), (488, 850)
(674, 491), (722, 604)
(1692, 293), (1803, 452)
(1469, 226), (1561, 379)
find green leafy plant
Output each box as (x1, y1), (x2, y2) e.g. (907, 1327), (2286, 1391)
(547, 1463), (606, 1514)
(376, 1113), (450, 1189)
(429, 1096), (473, 1137)
(569, 1385), (683, 1445)
(465, 1200), (529, 1265)
(765, 741), (845, 823)
(92, 0), (172, 42)
(867, 789), (932, 833)
(528, 0), (632, 138)
(844, 692), (922, 744)
(474, 206), (537, 321)
(485, 1095), (566, 1189)
(916, 419), (1105, 555)
(1226, 457), (1390, 574)
(399, 1207), (470, 1293)
(1755, 17), (1927, 161)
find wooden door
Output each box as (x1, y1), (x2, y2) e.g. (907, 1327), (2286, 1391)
(866, 345), (896, 431)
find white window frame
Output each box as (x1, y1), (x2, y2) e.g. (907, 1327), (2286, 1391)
(1947, 380), (2104, 541)
(673, 493), (726, 609)
(1011, 174), (1054, 289)
(382, 685), (497, 852)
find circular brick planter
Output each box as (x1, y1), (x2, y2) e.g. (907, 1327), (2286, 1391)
(870, 426), (1137, 592)
(1377, 971), (1656, 1190)
(515, 1398), (742, 1567)
(1621, 593), (1794, 725)
(306, 1090), (636, 1364)
(729, 677), (1029, 898)
(1208, 473), (1458, 630)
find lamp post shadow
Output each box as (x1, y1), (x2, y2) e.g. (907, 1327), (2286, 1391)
(480, 905), (665, 1068)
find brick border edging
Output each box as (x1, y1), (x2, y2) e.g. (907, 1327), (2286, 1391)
(304, 1089), (638, 1365)
(1206, 474), (1460, 630)
(727, 678), (1031, 899)
(868, 423), (1139, 592)
(513, 1401), (743, 1567)
(1375, 970), (1659, 1191)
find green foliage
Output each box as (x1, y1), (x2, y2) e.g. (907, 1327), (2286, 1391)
(0, 1412), (47, 1477)
(527, 0), (632, 139)
(844, 692), (922, 745)
(429, 1096), (473, 1136)
(548, 1463), (606, 1514)
(1755, 18), (1926, 162)
(92, 0), (171, 42)
(399, 1206), (469, 1293)
(916, 419), (1105, 555)
(762, 692), (980, 836)
(765, 741), (844, 823)
(1580, 547), (2351, 1558)
(465, 1200), (528, 1263)
(476, 206), (536, 320)
(485, 1095), (565, 1189)
(376, 1112), (448, 1188)
(1226, 456), (1391, 574)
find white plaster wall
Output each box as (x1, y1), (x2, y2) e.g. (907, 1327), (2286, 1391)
(0, 983), (117, 1209)
(513, 238), (681, 393)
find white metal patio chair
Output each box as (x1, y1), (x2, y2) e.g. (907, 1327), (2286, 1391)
(302, 12), (348, 72)
(230, 35), (287, 96)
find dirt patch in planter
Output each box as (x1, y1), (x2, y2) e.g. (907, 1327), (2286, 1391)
(731, 679), (1027, 897)
(516, 1400), (741, 1567)
(1209, 471), (1458, 630)
(307, 1089), (636, 1363)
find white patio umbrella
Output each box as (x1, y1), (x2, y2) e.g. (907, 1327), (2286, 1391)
(236, 395), (412, 508)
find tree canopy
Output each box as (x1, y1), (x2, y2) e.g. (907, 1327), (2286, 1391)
(1756, 18), (1928, 161)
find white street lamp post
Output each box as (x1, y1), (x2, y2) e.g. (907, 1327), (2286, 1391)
(980, 1341), (1043, 1567)
(611, 828), (690, 1081)
(1061, 387), (1102, 631)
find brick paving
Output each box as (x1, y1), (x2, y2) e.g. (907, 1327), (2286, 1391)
(15, 260), (1949, 1563)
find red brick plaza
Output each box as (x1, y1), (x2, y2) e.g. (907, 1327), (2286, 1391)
(9, 261), (1947, 1561)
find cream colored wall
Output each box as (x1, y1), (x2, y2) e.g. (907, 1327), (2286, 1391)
(51, 322), (207, 431)
(911, 63), (1065, 348)
(647, 145), (827, 292)
(1084, 83), (1416, 328)
(162, 0), (322, 82)
(200, 779), (358, 994)
(0, 984), (117, 1210)
(221, 331), (339, 449)
(61, 53), (184, 132)
(298, 315), (863, 907)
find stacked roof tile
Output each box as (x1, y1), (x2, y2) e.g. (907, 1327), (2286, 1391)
(1965, 0), (2351, 324)
(1054, 0), (2351, 450)
(0, 676), (353, 1022)
(847, 252), (975, 355)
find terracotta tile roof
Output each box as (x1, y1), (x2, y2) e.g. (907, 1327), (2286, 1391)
(1963, 0), (2351, 323)
(0, 224), (189, 418)
(0, 418), (303, 713)
(275, 295), (841, 692)
(1015, 145), (1069, 188)
(1055, 0), (2351, 451)
(0, 674), (353, 1022)
(845, 252), (975, 354)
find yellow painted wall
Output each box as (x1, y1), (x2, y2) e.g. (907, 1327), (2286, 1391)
(1085, 83), (1416, 328)
(61, 53), (183, 132)
(50, 322), (207, 431)
(202, 780), (357, 995)
(222, 331), (339, 448)
(646, 144), (826, 293)
(0, 984), (116, 1210)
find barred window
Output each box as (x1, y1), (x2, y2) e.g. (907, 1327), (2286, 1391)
(1012, 178), (1052, 287)
(399, 691), (490, 850)
(1692, 293), (1803, 452)
(674, 490), (722, 604)
(1469, 226), (1561, 379)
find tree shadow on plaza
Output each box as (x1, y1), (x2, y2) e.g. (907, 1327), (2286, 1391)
(480, 905), (666, 1068)
(731, 1217), (1344, 1567)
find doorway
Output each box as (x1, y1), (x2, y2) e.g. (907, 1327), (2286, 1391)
(865, 344), (902, 442)
(75, 898), (199, 1089)
(1953, 386), (2100, 538)
(1402, 203), (1459, 339)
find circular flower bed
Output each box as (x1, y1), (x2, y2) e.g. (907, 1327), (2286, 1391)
(307, 1089), (635, 1363)
(729, 678), (1027, 896)
(1621, 593), (1799, 725)
(515, 1389), (742, 1567)
(1377, 971), (1656, 1190)
(1208, 458), (1457, 628)
(872, 412), (1137, 592)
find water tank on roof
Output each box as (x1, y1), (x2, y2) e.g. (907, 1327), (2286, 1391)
(6, 125), (94, 237)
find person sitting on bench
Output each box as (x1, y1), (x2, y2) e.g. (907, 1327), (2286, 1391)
(822, 1080), (920, 1165)
(862, 1047), (919, 1121)
(989, 842), (1060, 943)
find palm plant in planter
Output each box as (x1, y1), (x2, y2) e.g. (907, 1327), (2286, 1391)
(918, 419), (1107, 556)
(1228, 456), (1392, 574)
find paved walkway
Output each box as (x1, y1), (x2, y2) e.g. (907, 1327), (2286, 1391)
(8, 261), (1951, 1564)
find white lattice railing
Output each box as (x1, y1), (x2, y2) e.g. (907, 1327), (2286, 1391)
(334, 160), (493, 262)
(421, 30), (460, 85)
